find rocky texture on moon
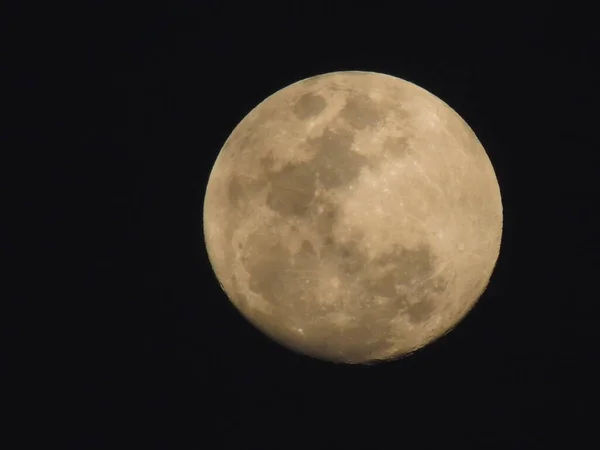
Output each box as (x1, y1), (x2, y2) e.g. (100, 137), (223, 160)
(203, 71), (503, 364)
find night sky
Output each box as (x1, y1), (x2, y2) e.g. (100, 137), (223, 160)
(6, 2), (598, 448)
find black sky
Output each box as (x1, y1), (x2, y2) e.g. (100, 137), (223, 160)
(5, 2), (599, 448)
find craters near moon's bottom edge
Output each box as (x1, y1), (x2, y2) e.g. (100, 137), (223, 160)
(237, 205), (449, 361)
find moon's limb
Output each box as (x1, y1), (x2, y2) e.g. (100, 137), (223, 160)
(203, 71), (502, 364)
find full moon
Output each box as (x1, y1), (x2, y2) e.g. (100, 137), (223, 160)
(203, 71), (502, 364)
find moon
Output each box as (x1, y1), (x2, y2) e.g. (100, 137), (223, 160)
(203, 71), (502, 364)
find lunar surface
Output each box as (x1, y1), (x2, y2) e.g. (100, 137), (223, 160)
(203, 71), (502, 364)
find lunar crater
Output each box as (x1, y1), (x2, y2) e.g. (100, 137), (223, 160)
(339, 92), (385, 130)
(293, 92), (328, 119)
(258, 123), (371, 222)
(383, 135), (412, 158)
